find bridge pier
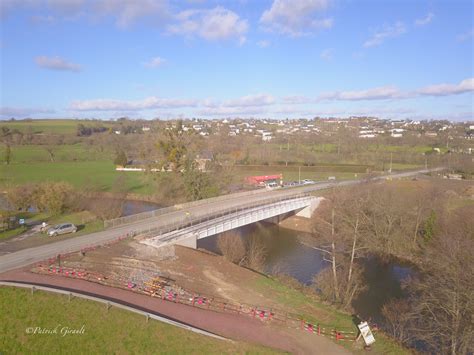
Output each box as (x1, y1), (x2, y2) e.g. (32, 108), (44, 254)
(264, 215), (281, 225)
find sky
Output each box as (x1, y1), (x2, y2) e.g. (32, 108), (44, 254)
(0, 0), (473, 121)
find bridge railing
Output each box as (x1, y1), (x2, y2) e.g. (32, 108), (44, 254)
(104, 167), (444, 229)
(134, 193), (313, 242)
(104, 188), (273, 229)
(104, 206), (178, 228)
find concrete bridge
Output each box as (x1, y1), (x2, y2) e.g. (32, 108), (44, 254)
(142, 195), (323, 249)
(0, 167), (444, 273)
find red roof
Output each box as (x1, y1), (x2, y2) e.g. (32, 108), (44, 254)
(246, 174), (282, 184)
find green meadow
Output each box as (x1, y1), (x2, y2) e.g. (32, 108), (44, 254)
(0, 119), (113, 135)
(0, 161), (152, 194)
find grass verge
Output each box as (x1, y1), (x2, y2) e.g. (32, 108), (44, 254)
(0, 286), (276, 354)
(253, 276), (409, 354)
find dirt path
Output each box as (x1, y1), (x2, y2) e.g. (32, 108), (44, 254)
(1, 269), (351, 354)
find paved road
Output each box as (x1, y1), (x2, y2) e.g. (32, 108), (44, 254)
(0, 167), (444, 273)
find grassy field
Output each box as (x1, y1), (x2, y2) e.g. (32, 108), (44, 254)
(7, 144), (112, 163)
(0, 119), (113, 135)
(0, 120), (429, 197)
(0, 159), (422, 196)
(0, 287), (273, 354)
(263, 142), (446, 155)
(0, 161), (153, 194)
(253, 276), (409, 354)
(0, 226), (27, 240)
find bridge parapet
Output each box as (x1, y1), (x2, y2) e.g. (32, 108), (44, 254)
(136, 193), (311, 241)
(142, 195), (322, 249)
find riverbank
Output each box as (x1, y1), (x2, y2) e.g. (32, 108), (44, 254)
(33, 236), (408, 354)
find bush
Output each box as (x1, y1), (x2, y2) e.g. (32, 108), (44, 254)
(7, 182), (74, 215)
(114, 150), (128, 167)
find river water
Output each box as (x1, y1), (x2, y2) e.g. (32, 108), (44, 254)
(198, 222), (411, 321)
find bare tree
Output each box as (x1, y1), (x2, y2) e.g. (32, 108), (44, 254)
(406, 206), (474, 355)
(310, 191), (367, 309)
(45, 146), (55, 162)
(217, 231), (246, 264)
(381, 299), (417, 345)
(244, 235), (267, 272)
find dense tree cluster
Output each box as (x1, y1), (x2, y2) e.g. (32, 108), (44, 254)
(76, 123), (108, 136)
(7, 182), (74, 214)
(309, 181), (474, 354)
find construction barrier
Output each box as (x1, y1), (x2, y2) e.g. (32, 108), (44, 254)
(32, 253), (363, 341)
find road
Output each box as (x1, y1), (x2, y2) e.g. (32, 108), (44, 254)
(0, 167), (443, 273)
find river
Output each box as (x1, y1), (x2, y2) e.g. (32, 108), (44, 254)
(198, 221), (411, 321)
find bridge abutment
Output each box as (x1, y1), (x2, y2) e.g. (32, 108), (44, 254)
(175, 233), (197, 249)
(295, 197), (324, 218)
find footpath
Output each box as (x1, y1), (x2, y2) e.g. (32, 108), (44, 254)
(0, 268), (351, 354)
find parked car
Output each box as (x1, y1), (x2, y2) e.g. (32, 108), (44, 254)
(265, 181), (280, 189)
(302, 179), (315, 185)
(47, 223), (77, 237)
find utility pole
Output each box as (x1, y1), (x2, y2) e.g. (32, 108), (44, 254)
(389, 152), (393, 174)
(298, 166), (301, 184)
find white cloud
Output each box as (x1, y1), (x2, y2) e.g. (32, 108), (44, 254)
(318, 86), (402, 101)
(257, 40), (270, 48)
(69, 97), (198, 111)
(260, 0), (333, 37)
(168, 6), (248, 43)
(414, 12), (434, 26)
(35, 56), (82, 72)
(318, 78), (474, 102)
(281, 95), (312, 104)
(69, 93), (275, 114)
(457, 28), (474, 42)
(93, 0), (170, 28)
(30, 14), (56, 24)
(0, 106), (55, 117)
(196, 106), (267, 116)
(417, 78), (474, 96)
(363, 21), (406, 48)
(47, 0), (85, 15)
(222, 94), (275, 107)
(320, 48), (333, 60)
(67, 78), (474, 115)
(3, 0), (170, 28)
(143, 56), (165, 68)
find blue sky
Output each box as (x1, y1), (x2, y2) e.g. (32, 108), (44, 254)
(0, 0), (473, 120)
